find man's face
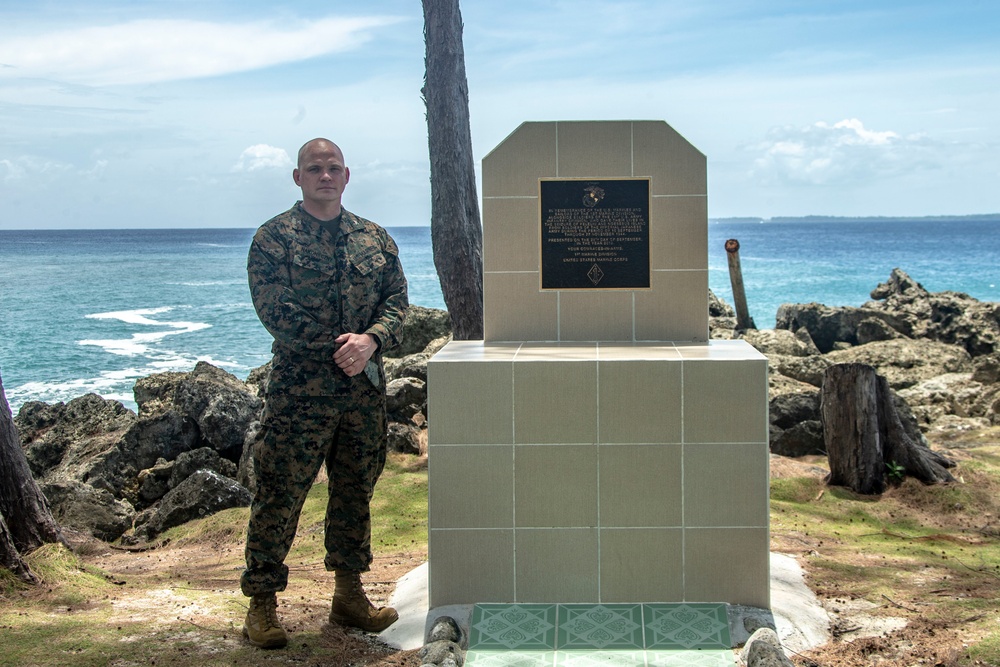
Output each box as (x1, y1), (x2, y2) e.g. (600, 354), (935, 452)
(293, 141), (350, 207)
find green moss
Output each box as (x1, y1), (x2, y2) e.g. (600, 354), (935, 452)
(960, 629), (1000, 666)
(770, 476), (824, 503)
(370, 454), (428, 553)
(22, 544), (113, 607)
(164, 506), (250, 545)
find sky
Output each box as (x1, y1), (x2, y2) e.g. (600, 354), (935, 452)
(1, 0), (998, 229)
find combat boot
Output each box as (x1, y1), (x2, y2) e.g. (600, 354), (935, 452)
(243, 593), (288, 649)
(329, 569), (399, 632)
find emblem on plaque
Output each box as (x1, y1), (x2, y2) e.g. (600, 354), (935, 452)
(587, 264), (605, 285)
(582, 185), (605, 208)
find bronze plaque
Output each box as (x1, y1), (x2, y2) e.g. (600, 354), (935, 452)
(540, 178), (650, 290)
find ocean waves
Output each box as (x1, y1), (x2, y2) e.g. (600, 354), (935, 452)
(0, 228), (283, 414)
(2, 305), (248, 412)
(6, 352), (246, 413)
(80, 307), (212, 356)
(5, 221), (993, 417)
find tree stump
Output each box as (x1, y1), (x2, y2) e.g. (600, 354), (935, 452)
(821, 363), (956, 494)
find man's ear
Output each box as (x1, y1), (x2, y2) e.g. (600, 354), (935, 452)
(292, 168), (301, 186)
(344, 166), (350, 185)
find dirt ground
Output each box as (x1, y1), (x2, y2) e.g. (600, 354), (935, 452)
(37, 448), (996, 666)
(66, 533), (426, 666)
(769, 452), (998, 667)
(76, 535), (984, 667)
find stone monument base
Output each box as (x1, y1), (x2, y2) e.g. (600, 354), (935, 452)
(427, 339), (769, 609)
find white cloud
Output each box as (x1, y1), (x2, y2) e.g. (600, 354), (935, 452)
(1, 158), (25, 181)
(0, 16), (404, 86)
(825, 118), (898, 145)
(233, 144), (293, 172)
(0, 155), (73, 181)
(748, 118), (938, 186)
(83, 159), (109, 180)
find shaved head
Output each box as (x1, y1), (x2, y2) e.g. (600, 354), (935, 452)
(293, 137), (350, 220)
(297, 138), (345, 168)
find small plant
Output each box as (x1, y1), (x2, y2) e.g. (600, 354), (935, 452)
(885, 460), (906, 483)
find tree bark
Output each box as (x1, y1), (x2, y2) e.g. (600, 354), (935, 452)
(821, 363), (956, 495)
(422, 0), (485, 340)
(0, 371), (63, 581)
(1, 510), (39, 583)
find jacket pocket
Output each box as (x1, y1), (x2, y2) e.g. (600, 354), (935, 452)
(349, 247), (386, 276)
(289, 252), (338, 311)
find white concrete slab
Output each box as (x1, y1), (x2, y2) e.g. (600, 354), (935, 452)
(379, 553), (832, 653)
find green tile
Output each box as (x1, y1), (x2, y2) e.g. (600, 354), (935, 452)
(468, 603), (734, 666)
(646, 649), (735, 666)
(643, 604), (731, 649)
(556, 604), (644, 650)
(554, 651), (645, 666)
(467, 649), (734, 667)
(471, 604), (558, 650)
(466, 650), (555, 666)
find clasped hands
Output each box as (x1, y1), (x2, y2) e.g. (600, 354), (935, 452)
(333, 333), (376, 377)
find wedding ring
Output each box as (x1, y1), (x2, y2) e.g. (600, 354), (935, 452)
(349, 357), (355, 364)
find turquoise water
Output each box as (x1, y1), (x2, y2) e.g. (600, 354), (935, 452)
(0, 227), (440, 412)
(706, 217), (1000, 327)
(2, 220), (998, 412)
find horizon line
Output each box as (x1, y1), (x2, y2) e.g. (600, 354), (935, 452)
(3, 212), (1000, 233)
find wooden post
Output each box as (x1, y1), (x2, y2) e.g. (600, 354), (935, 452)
(725, 239), (756, 330)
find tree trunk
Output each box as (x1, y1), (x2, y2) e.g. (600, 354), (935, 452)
(422, 0), (485, 340)
(821, 363), (956, 495)
(0, 371), (63, 581)
(1, 510), (39, 583)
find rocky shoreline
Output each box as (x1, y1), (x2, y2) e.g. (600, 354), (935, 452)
(721, 268), (1000, 458)
(12, 268), (998, 548)
(13, 305), (451, 544)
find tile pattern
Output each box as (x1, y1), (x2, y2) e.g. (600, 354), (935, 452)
(465, 651), (553, 666)
(466, 650), (735, 666)
(557, 604), (644, 649)
(644, 604), (731, 649)
(467, 603), (734, 666)
(471, 604), (558, 650)
(645, 651), (735, 667)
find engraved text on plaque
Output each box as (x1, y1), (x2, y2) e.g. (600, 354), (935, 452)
(540, 178), (651, 290)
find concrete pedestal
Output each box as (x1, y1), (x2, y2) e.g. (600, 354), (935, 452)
(426, 120), (770, 609)
(427, 340), (769, 608)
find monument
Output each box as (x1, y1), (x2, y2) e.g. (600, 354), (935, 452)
(426, 120), (769, 608)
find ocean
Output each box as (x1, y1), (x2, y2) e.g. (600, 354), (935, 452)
(2, 218), (998, 413)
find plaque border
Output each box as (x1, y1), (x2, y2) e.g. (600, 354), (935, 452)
(538, 176), (652, 292)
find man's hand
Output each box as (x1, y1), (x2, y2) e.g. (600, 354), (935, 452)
(334, 333), (377, 377)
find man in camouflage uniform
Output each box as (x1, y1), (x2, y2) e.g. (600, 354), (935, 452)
(241, 138), (408, 649)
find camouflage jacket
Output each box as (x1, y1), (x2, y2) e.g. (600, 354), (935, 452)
(247, 203), (408, 395)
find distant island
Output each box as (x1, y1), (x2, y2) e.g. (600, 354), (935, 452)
(710, 214), (1000, 224)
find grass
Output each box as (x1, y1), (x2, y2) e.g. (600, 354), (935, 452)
(3, 443), (1000, 666)
(772, 443), (1000, 666)
(369, 455), (428, 554)
(0, 451), (428, 667)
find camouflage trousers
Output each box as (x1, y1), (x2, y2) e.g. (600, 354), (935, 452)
(240, 383), (387, 597)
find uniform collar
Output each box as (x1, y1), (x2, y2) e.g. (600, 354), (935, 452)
(337, 208), (366, 236)
(292, 202), (363, 240)
(293, 202), (364, 230)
